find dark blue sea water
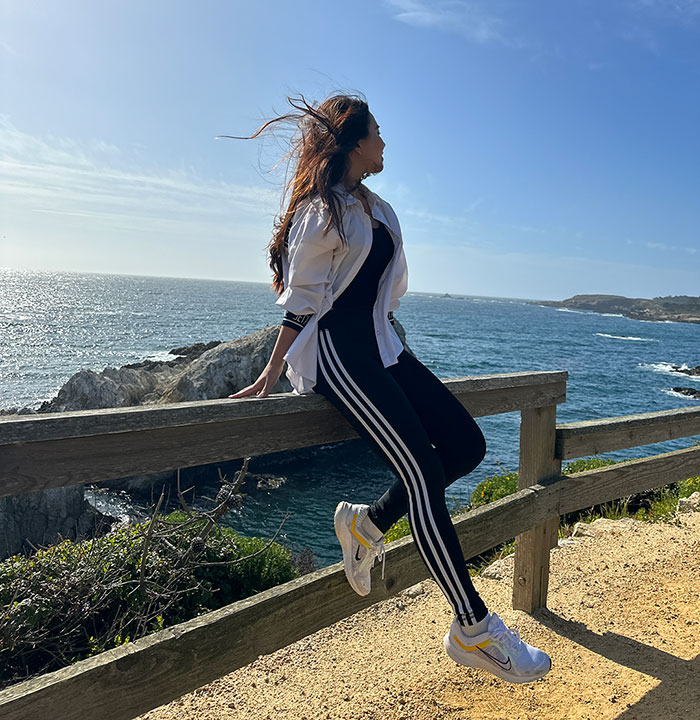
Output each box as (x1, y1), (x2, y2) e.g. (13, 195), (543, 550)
(2, 267), (699, 565)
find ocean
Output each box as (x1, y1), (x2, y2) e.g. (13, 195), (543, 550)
(2, 267), (699, 565)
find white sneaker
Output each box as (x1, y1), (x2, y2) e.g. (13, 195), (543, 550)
(334, 501), (385, 596)
(443, 612), (551, 683)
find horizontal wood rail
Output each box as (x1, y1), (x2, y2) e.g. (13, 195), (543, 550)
(3, 368), (700, 720)
(3, 441), (699, 720)
(556, 406), (700, 460)
(0, 371), (567, 499)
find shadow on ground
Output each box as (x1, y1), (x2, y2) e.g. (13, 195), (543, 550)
(536, 609), (699, 719)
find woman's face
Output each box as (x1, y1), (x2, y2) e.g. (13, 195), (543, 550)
(355, 112), (385, 174)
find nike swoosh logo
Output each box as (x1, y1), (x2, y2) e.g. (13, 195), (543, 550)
(355, 546), (361, 561)
(478, 648), (512, 671)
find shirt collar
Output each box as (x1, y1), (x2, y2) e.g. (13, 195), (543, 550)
(331, 182), (379, 208)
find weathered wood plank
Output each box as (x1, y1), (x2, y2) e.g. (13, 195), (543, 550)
(512, 405), (561, 613)
(0, 410), (355, 498)
(0, 373), (567, 499)
(557, 444), (700, 513)
(0, 371), (568, 445)
(556, 406), (700, 460)
(3, 441), (692, 720)
(0, 481), (558, 720)
(459, 381), (566, 418)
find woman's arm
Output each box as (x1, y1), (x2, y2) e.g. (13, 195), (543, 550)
(228, 324), (300, 398)
(230, 200), (339, 400)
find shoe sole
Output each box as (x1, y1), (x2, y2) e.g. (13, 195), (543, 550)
(443, 632), (551, 684)
(334, 501), (370, 597)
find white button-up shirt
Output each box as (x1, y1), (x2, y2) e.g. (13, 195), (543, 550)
(275, 183), (409, 394)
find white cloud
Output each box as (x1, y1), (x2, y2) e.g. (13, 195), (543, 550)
(0, 117), (283, 280)
(620, 0), (700, 54)
(0, 39), (16, 56)
(629, 0), (700, 23)
(0, 116), (278, 231)
(509, 224), (548, 235)
(646, 240), (698, 254)
(383, 0), (510, 45)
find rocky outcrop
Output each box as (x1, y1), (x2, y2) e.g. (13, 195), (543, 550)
(35, 340), (230, 413)
(24, 320), (412, 413)
(158, 327), (293, 404)
(535, 294), (700, 324)
(672, 387), (700, 400)
(1, 320), (413, 557)
(0, 487), (110, 559)
(672, 365), (700, 377)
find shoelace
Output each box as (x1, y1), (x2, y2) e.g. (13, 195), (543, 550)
(490, 615), (523, 651)
(358, 539), (386, 580)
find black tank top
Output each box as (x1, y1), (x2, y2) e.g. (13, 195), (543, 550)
(331, 222), (394, 312)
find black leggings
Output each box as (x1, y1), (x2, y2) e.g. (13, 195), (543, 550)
(313, 309), (488, 626)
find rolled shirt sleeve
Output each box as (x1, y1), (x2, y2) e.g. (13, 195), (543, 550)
(282, 310), (313, 330)
(275, 198), (341, 319)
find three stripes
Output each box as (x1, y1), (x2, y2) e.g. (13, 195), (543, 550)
(317, 327), (477, 625)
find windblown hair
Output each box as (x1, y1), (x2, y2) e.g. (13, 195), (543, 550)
(219, 92), (373, 294)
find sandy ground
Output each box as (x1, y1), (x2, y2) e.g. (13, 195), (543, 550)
(136, 513), (700, 720)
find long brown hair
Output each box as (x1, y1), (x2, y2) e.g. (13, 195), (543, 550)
(219, 92), (373, 294)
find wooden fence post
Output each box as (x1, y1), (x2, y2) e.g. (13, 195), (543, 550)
(512, 404), (561, 613)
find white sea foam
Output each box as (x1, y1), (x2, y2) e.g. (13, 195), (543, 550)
(143, 350), (183, 362)
(556, 307), (588, 314)
(639, 362), (700, 382)
(595, 333), (654, 342)
(662, 388), (700, 401)
(600, 313), (625, 318)
(0, 312), (33, 322)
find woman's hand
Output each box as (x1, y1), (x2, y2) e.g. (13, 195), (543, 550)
(228, 359), (285, 399)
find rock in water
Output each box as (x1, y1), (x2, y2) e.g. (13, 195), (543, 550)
(17, 319), (411, 414)
(671, 365), (700, 377)
(158, 326), (292, 403)
(672, 387), (700, 400)
(1, 320), (413, 558)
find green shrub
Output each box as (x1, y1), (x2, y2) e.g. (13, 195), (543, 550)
(635, 488), (679, 523)
(384, 516), (411, 544)
(0, 514), (297, 689)
(470, 471), (519, 508)
(382, 465), (700, 568)
(679, 475), (700, 497)
(563, 457), (618, 474)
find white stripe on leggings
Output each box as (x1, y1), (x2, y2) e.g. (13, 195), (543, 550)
(318, 328), (474, 621)
(316, 334), (460, 615)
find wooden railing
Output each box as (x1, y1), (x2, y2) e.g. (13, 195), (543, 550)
(513, 405), (700, 612)
(1, 371), (699, 720)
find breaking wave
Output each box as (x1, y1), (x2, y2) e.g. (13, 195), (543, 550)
(639, 362), (700, 381)
(662, 388), (700, 401)
(595, 333), (654, 342)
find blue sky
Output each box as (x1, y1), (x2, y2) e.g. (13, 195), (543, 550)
(1, 0), (698, 300)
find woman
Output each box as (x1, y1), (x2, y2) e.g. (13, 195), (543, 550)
(228, 93), (550, 683)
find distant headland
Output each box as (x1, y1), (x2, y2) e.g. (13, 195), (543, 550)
(535, 294), (700, 324)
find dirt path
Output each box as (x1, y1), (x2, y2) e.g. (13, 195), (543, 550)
(137, 514), (700, 720)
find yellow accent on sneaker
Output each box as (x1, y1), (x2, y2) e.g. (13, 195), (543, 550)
(350, 514), (375, 549)
(452, 635), (492, 652)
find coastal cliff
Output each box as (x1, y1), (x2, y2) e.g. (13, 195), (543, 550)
(536, 294), (700, 324)
(0, 319), (412, 559)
